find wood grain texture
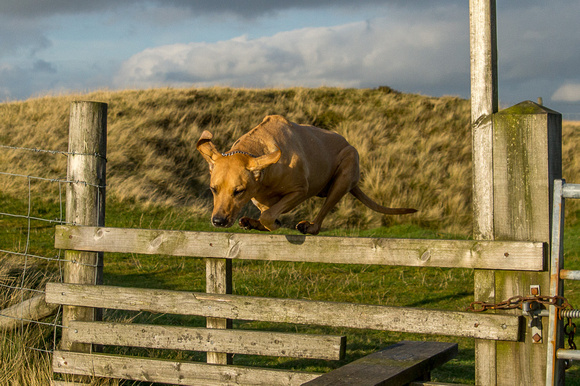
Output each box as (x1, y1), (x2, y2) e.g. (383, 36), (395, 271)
(54, 225), (545, 271)
(68, 320), (346, 360)
(46, 283), (521, 341)
(52, 351), (321, 386)
(470, 0), (499, 383)
(492, 102), (562, 385)
(303, 341), (457, 386)
(61, 101), (107, 353)
(0, 294), (58, 330)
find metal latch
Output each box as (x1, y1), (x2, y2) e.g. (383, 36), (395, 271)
(522, 285), (544, 343)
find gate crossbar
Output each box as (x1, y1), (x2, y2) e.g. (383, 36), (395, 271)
(546, 180), (580, 385)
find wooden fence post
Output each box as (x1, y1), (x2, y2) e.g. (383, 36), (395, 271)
(469, 1), (498, 384)
(492, 101), (562, 384)
(61, 101), (107, 352)
(206, 258), (233, 364)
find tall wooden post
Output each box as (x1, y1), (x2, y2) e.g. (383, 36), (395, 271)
(469, 1), (498, 384)
(61, 101), (107, 352)
(206, 258), (233, 364)
(492, 102), (562, 385)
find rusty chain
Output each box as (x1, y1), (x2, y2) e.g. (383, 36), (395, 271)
(468, 295), (577, 351)
(467, 295), (572, 313)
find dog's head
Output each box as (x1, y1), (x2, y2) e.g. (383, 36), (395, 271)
(197, 130), (281, 228)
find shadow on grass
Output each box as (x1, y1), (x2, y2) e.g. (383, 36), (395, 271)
(405, 291), (473, 308)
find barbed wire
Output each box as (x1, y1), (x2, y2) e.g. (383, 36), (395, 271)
(0, 171), (106, 189)
(0, 144), (106, 161)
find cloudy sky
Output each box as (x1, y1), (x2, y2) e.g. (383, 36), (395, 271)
(1, 1), (579, 118)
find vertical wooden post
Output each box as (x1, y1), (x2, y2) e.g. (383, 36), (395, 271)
(469, 1), (498, 384)
(61, 101), (107, 352)
(492, 101), (562, 385)
(206, 258), (233, 364)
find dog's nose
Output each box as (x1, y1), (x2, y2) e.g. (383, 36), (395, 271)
(212, 216), (229, 227)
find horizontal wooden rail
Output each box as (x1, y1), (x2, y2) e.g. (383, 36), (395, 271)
(55, 225), (545, 271)
(68, 320), (345, 360)
(46, 283), (521, 341)
(53, 351), (320, 386)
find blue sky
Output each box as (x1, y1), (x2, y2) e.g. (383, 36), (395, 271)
(1, 1), (579, 118)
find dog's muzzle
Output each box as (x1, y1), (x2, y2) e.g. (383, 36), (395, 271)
(211, 216), (230, 227)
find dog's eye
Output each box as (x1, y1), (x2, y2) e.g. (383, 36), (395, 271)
(233, 188), (245, 197)
(210, 186), (217, 195)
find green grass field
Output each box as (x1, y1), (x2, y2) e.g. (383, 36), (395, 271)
(1, 86), (580, 384)
(3, 195), (580, 384)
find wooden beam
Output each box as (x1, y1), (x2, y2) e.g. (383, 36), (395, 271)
(303, 341), (458, 386)
(54, 225), (545, 271)
(205, 257), (232, 365)
(46, 283), (521, 341)
(492, 101), (562, 385)
(68, 320), (346, 360)
(470, 1), (498, 383)
(61, 101), (107, 353)
(0, 294), (58, 330)
(52, 351), (321, 386)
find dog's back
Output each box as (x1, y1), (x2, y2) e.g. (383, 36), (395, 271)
(230, 115), (350, 167)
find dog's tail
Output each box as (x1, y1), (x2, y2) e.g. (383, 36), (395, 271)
(350, 186), (417, 215)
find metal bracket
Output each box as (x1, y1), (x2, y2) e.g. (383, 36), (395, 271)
(522, 285), (543, 343)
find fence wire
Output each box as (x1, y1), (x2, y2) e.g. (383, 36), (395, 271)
(0, 144), (104, 358)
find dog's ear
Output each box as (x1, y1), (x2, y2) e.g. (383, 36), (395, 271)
(247, 149), (281, 181)
(196, 131), (221, 169)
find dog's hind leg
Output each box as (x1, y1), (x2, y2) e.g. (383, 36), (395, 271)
(296, 146), (360, 235)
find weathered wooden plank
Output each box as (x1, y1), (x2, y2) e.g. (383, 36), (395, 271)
(206, 257), (232, 365)
(46, 283), (521, 341)
(54, 225), (544, 271)
(0, 294), (58, 330)
(52, 351), (321, 386)
(303, 341), (458, 386)
(51, 381), (91, 386)
(68, 320), (345, 360)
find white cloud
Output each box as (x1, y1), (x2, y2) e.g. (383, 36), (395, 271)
(552, 83), (580, 103)
(115, 16), (467, 94)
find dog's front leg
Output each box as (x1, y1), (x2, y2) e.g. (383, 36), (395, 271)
(251, 188), (308, 231)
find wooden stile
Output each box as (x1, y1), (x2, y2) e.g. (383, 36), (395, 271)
(52, 351), (321, 386)
(54, 225), (545, 271)
(68, 320), (346, 360)
(303, 341), (458, 386)
(46, 283), (521, 341)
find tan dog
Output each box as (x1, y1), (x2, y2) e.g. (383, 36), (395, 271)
(197, 115), (416, 235)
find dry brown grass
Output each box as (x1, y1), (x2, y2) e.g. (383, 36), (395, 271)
(0, 87), (578, 234)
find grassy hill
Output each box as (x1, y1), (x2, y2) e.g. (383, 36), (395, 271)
(1, 86), (579, 234)
(2, 87), (580, 384)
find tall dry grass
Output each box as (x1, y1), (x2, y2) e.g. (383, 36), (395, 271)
(0, 86), (578, 234)
(0, 257), (55, 385)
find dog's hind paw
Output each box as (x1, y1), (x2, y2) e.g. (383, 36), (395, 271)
(296, 221), (320, 235)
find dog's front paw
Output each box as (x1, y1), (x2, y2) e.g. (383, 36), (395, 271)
(296, 221), (320, 235)
(239, 217), (257, 230)
(240, 217), (271, 231)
